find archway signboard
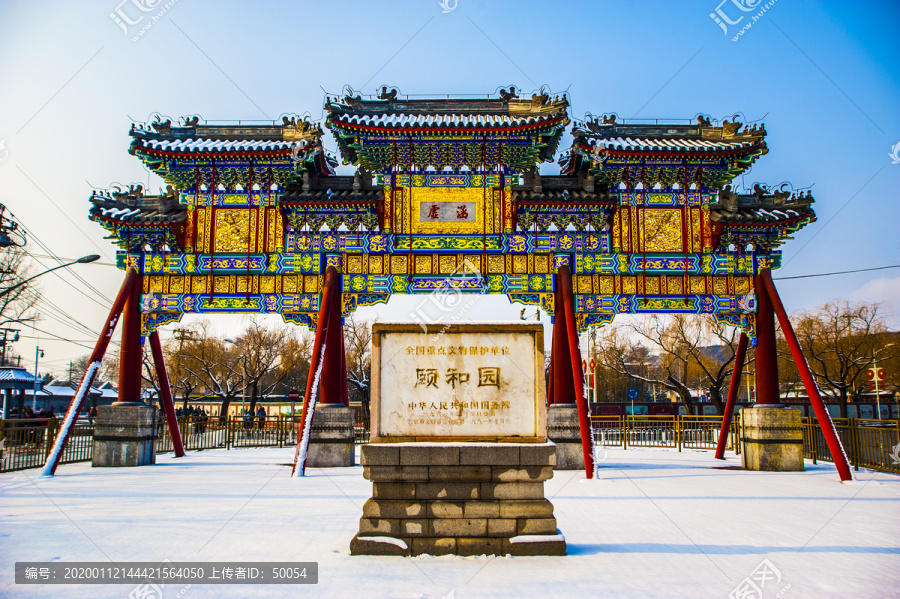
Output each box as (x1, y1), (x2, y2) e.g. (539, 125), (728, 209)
(41, 88), (851, 482)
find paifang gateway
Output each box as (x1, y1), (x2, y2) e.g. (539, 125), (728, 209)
(88, 87), (816, 339)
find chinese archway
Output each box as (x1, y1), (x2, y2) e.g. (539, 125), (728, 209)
(42, 87), (851, 481)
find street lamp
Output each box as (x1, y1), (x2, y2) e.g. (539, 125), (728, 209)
(872, 342), (894, 420)
(0, 254), (101, 297)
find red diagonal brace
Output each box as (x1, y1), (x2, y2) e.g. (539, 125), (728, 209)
(558, 265), (596, 478)
(149, 331), (185, 458)
(41, 268), (138, 476)
(292, 266), (340, 477)
(715, 332), (748, 460)
(759, 269), (853, 482)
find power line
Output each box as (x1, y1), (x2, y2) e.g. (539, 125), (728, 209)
(774, 264), (900, 281)
(24, 325), (95, 350)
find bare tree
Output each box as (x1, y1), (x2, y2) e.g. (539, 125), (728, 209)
(344, 315), (373, 417)
(789, 301), (896, 418)
(176, 321), (243, 421)
(233, 317), (291, 414)
(0, 245), (38, 331)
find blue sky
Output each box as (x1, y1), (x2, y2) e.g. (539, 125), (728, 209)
(0, 0), (898, 375)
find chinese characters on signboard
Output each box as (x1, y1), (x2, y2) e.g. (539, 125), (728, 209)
(375, 328), (540, 438)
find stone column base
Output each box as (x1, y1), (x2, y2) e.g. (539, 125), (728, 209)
(306, 405), (355, 468)
(741, 406), (804, 472)
(547, 404), (584, 470)
(350, 443), (566, 557)
(92, 403), (157, 467)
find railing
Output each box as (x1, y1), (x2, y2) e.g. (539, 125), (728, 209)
(802, 417), (900, 474)
(0, 418), (95, 473)
(5, 414), (898, 476)
(591, 415), (740, 453)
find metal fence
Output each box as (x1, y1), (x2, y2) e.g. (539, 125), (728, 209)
(802, 417), (900, 474)
(591, 415), (740, 452)
(0, 418), (95, 473)
(4, 414), (898, 476)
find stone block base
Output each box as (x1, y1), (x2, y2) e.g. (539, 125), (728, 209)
(547, 404), (584, 470)
(350, 443), (565, 556)
(741, 406), (804, 472)
(92, 403), (157, 467)
(307, 405), (355, 468)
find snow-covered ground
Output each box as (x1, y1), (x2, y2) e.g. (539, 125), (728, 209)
(1, 446), (897, 599)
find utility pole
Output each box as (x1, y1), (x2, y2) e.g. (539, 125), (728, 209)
(0, 328), (20, 366)
(33, 346), (44, 411)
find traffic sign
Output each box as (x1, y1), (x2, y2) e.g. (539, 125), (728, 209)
(627, 387), (639, 400)
(288, 389), (300, 401)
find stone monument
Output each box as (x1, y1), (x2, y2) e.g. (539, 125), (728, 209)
(350, 323), (566, 557)
(92, 402), (157, 467)
(740, 406), (804, 472)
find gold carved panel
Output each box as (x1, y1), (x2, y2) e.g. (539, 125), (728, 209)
(690, 276), (705, 294)
(415, 255), (432, 274)
(260, 276), (276, 294)
(642, 209), (683, 253)
(304, 276), (319, 293)
(533, 255), (549, 274)
(734, 277), (751, 294)
(236, 277), (249, 294)
(213, 209), (254, 253)
(487, 255), (504, 274)
(645, 277), (660, 295)
(598, 276), (614, 295)
(439, 255), (457, 274)
(369, 255), (383, 274)
(576, 276), (593, 294)
(513, 255), (528, 274)
(666, 277), (684, 295)
(282, 275), (298, 293)
(191, 276), (207, 294)
(214, 276), (231, 293)
(346, 255), (363, 274)
(149, 276), (165, 293)
(391, 256), (408, 274)
(169, 276), (184, 294)
(713, 277), (727, 295)
(621, 276), (637, 295)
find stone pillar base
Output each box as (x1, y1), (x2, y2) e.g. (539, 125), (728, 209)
(350, 443), (566, 557)
(547, 404), (584, 470)
(741, 406), (804, 472)
(92, 403), (157, 467)
(306, 405), (355, 468)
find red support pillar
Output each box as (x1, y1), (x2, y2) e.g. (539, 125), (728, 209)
(41, 268), (138, 476)
(715, 332), (748, 460)
(558, 265), (596, 478)
(118, 271), (143, 403)
(754, 270), (780, 405)
(148, 331), (185, 458)
(759, 270), (853, 482)
(549, 281), (576, 405)
(292, 266), (339, 477)
(319, 272), (347, 406)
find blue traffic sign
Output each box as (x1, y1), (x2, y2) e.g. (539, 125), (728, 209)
(627, 387), (639, 400)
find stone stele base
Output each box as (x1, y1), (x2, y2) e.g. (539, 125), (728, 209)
(306, 405), (355, 468)
(350, 443), (566, 557)
(741, 405), (804, 472)
(547, 404), (584, 470)
(92, 403), (157, 467)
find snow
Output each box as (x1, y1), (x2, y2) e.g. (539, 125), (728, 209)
(509, 534), (566, 544)
(2, 446), (898, 598)
(358, 537), (409, 550)
(40, 360), (99, 476)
